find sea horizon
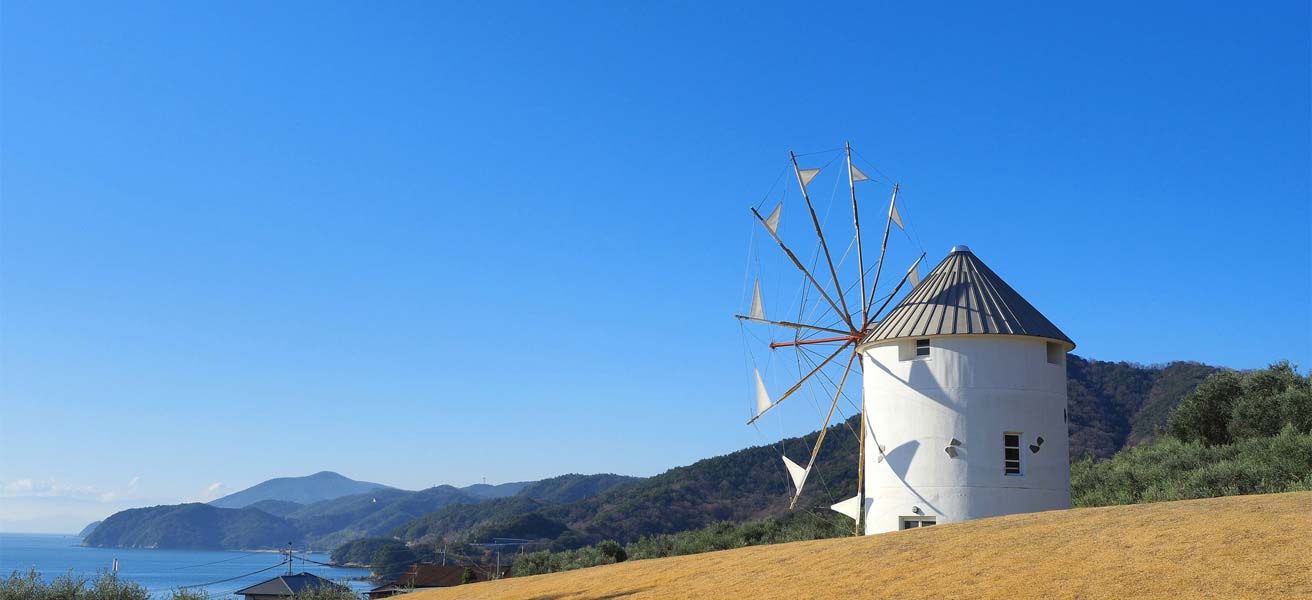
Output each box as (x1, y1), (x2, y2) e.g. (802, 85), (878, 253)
(0, 532), (373, 598)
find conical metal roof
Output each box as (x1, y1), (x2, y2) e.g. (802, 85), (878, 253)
(863, 246), (1074, 348)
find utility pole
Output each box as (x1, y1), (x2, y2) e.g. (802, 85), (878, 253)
(287, 542), (293, 575)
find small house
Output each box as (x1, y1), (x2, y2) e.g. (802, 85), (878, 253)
(233, 572), (352, 600)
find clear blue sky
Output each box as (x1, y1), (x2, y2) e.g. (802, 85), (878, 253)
(2, 1), (1308, 532)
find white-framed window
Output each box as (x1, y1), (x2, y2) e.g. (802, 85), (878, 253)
(1046, 342), (1064, 365)
(900, 516), (937, 529)
(1004, 432), (1022, 475)
(898, 339), (932, 361)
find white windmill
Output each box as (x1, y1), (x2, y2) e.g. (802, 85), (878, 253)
(739, 144), (1075, 535)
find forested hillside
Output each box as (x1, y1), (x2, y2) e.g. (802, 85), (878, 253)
(518, 474), (641, 504)
(1073, 361), (1311, 506)
(1067, 357), (1217, 459)
(489, 362), (1312, 580)
(388, 354), (1224, 551)
(83, 504), (300, 550)
(84, 354), (1221, 553)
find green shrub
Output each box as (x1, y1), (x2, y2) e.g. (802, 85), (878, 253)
(0, 570), (153, 600)
(1073, 426), (1312, 506)
(1169, 362), (1309, 446)
(289, 586), (360, 599)
(1169, 370), (1242, 445)
(167, 590), (210, 600)
(0, 569), (355, 600)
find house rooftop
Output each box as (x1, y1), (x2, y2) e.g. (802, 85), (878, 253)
(233, 572), (350, 597)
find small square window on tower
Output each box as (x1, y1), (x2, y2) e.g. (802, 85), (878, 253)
(1004, 432), (1022, 475)
(1046, 342), (1064, 365)
(915, 339), (930, 357)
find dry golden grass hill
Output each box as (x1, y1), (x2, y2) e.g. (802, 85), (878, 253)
(404, 492), (1311, 600)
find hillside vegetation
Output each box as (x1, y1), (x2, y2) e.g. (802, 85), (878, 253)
(1066, 356), (1217, 458)
(509, 361), (1310, 576)
(1073, 361), (1311, 506)
(410, 492), (1312, 600)
(82, 355), (1226, 553)
(82, 504), (299, 550)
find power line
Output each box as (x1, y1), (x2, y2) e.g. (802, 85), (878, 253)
(171, 551), (266, 570)
(292, 554), (337, 567)
(179, 557), (289, 589)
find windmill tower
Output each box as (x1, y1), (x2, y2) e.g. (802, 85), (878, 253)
(738, 144), (1075, 535)
(858, 245), (1075, 533)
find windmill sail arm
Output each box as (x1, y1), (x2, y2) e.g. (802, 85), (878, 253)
(745, 341), (853, 426)
(733, 315), (851, 336)
(791, 151), (855, 331)
(864, 252), (926, 329)
(865, 183), (900, 317)
(789, 349), (858, 509)
(750, 207), (858, 334)
(847, 143), (868, 326)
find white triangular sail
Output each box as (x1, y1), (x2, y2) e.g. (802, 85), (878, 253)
(750, 279), (766, 320)
(908, 265), (920, 286)
(753, 369), (771, 416)
(797, 168), (821, 189)
(764, 202), (782, 234)
(782, 455), (810, 492)
(830, 495), (873, 521)
(849, 163), (870, 182)
(889, 187), (905, 231)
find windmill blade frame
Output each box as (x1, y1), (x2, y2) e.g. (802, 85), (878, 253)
(739, 143), (924, 536)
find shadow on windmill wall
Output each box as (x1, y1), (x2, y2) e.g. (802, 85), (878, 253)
(884, 440), (920, 480)
(868, 356), (956, 410)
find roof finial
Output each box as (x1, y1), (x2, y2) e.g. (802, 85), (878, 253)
(950, 245), (971, 253)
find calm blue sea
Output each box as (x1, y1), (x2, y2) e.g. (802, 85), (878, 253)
(0, 533), (373, 598)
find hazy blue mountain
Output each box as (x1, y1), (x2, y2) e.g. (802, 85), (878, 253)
(84, 486), (480, 551)
(210, 471), (393, 508)
(247, 499), (303, 518)
(460, 481), (534, 499)
(77, 521), (101, 538)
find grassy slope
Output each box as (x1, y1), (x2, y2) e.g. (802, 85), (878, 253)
(405, 492), (1311, 600)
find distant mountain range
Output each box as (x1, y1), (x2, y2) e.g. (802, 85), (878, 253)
(209, 471), (392, 508)
(392, 357), (1219, 548)
(83, 355), (1221, 552)
(82, 473), (638, 551)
